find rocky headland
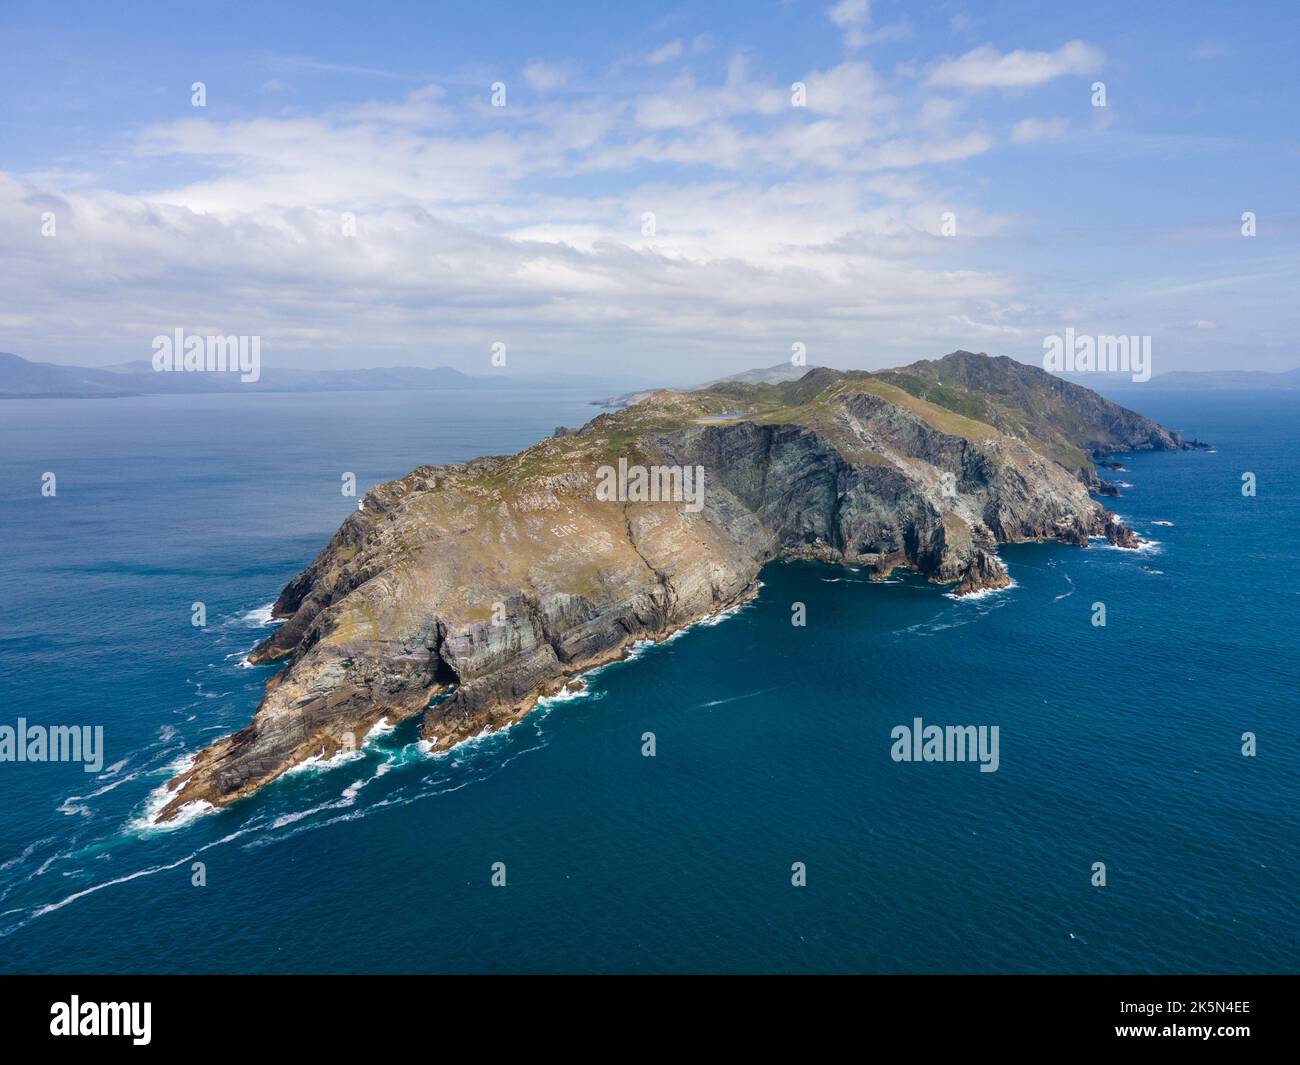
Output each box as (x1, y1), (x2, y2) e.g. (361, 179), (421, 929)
(157, 351), (1193, 822)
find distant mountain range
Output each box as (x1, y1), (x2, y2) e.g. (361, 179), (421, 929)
(594, 361), (821, 408)
(5, 349), (1297, 400)
(1143, 367), (1300, 389)
(0, 352), (650, 398)
(1060, 366), (1300, 391)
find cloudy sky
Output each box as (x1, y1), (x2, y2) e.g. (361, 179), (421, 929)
(2, 0), (1297, 381)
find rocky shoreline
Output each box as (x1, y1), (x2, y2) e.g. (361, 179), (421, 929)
(156, 354), (1188, 824)
(159, 579), (766, 821)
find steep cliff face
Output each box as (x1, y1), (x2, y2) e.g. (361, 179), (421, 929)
(157, 356), (1171, 822)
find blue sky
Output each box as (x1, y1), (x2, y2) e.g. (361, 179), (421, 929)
(2, 0), (1297, 379)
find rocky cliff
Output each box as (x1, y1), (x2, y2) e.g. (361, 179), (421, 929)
(157, 353), (1188, 822)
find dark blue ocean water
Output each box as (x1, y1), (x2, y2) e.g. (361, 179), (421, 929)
(0, 388), (1295, 973)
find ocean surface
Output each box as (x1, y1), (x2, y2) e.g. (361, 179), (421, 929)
(0, 387), (1295, 974)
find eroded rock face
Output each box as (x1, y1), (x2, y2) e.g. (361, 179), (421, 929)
(157, 357), (1170, 821)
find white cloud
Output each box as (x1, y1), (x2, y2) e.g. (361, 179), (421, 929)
(1011, 116), (1069, 143)
(826, 0), (908, 49)
(0, 43), (1147, 374)
(644, 40), (684, 65)
(267, 53), (426, 83)
(928, 40), (1104, 89)
(800, 60), (888, 114)
(0, 152), (1018, 372)
(828, 0), (872, 46)
(522, 60), (575, 91)
(633, 56), (787, 129)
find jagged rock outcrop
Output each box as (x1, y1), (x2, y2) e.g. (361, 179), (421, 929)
(157, 354), (1179, 822)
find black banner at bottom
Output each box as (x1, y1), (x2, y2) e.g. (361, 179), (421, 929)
(0, 974), (1289, 1052)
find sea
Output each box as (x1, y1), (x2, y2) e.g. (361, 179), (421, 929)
(0, 387), (1295, 973)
